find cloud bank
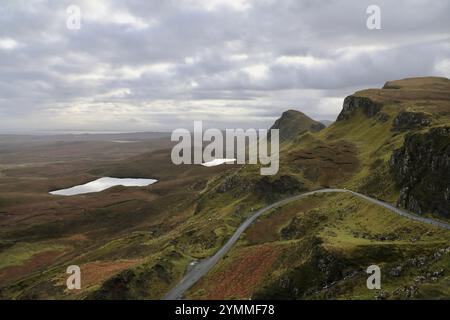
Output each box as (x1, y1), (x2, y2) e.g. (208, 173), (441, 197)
(0, 0), (449, 132)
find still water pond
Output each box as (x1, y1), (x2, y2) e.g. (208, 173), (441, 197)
(49, 177), (157, 196)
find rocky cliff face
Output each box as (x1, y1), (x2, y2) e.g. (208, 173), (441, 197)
(336, 96), (382, 121)
(390, 126), (450, 217)
(392, 111), (431, 131)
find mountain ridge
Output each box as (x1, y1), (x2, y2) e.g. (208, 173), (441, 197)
(270, 109), (325, 141)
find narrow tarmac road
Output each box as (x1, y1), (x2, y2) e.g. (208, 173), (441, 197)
(163, 188), (450, 300)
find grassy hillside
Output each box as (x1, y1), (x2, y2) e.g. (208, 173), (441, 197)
(0, 77), (448, 300)
(174, 76), (450, 300)
(186, 193), (450, 300)
(197, 77), (449, 216)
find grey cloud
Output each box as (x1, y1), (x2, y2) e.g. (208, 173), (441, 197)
(0, 0), (449, 132)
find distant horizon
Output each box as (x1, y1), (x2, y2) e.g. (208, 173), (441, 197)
(0, 106), (340, 135)
(0, 129), (171, 135)
(0, 116), (337, 136)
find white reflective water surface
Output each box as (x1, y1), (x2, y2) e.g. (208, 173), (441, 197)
(201, 159), (236, 167)
(49, 177), (157, 196)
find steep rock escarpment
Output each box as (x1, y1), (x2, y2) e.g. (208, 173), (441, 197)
(336, 96), (382, 121)
(390, 126), (450, 217)
(392, 111), (431, 131)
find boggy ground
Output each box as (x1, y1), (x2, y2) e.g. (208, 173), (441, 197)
(0, 137), (240, 299)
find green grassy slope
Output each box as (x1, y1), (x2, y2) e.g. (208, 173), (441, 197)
(176, 76), (450, 300)
(0, 77), (448, 300)
(186, 193), (450, 300)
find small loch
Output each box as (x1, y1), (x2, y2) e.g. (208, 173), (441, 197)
(49, 177), (157, 196)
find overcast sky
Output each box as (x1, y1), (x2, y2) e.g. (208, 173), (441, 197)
(0, 0), (449, 133)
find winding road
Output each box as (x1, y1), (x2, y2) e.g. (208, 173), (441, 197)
(163, 188), (450, 300)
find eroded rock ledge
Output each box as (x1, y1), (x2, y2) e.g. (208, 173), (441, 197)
(336, 96), (382, 121)
(392, 111), (431, 131)
(390, 126), (450, 217)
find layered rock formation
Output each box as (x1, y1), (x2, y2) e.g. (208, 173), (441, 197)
(336, 96), (382, 121)
(392, 111), (431, 131)
(390, 126), (450, 217)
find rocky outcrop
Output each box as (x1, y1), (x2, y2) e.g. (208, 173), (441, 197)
(390, 126), (450, 217)
(376, 112), (390, 123)
(217, 175), (252, 193)
(392, 111), (431, 131)
(216, 174), (306, 202)
(254, 175), (306, 201)
(336, 96), (382, 121)
(271, 110), (325, 141)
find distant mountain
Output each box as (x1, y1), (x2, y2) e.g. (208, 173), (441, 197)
(319, 120), (334, 127)
(270, 109), (325, 141)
